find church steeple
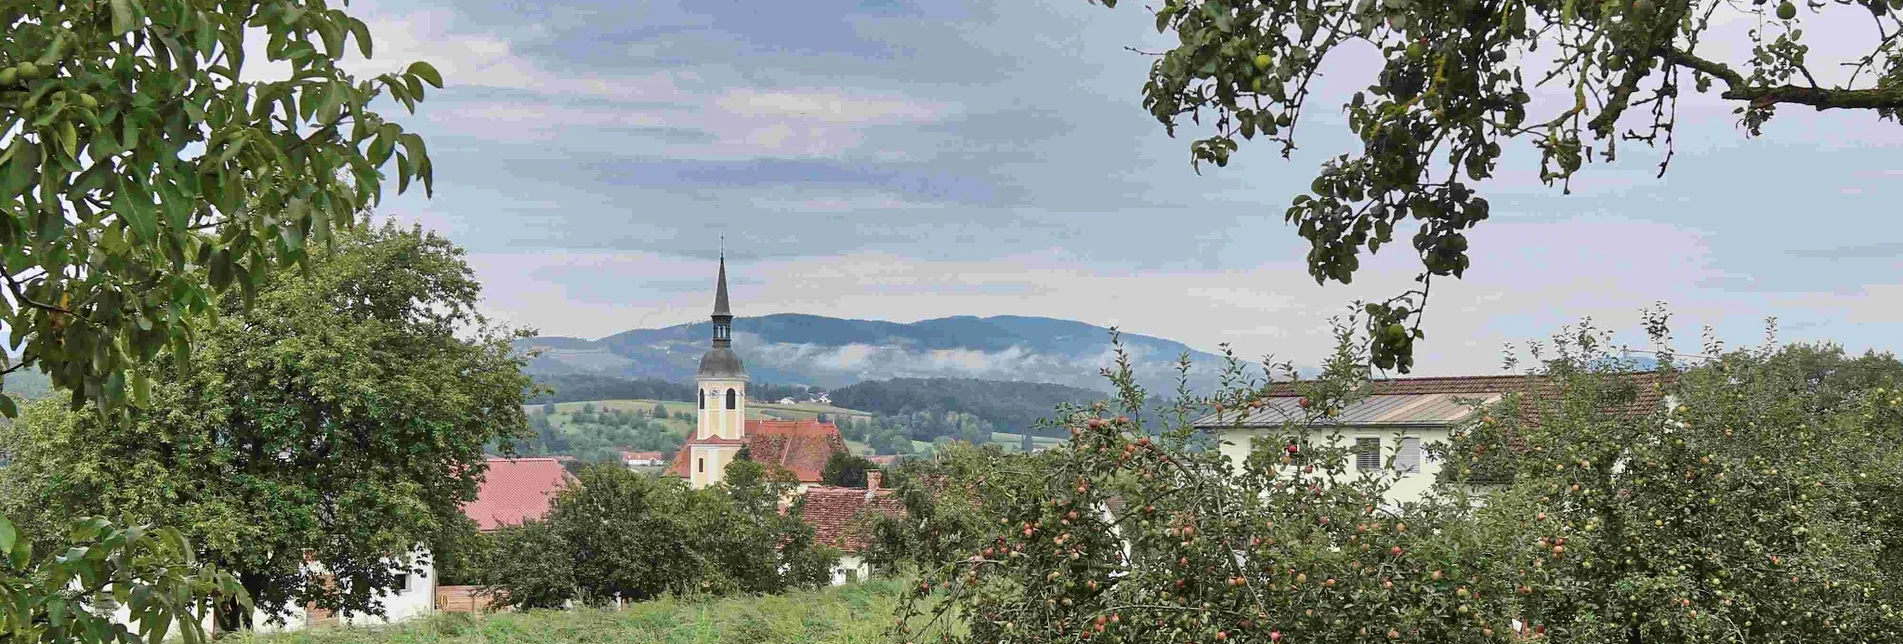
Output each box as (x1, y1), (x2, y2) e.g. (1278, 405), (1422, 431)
(711, 251), (732, 347)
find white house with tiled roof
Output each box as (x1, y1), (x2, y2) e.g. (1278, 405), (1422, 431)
(1193, 374), (1670, 505)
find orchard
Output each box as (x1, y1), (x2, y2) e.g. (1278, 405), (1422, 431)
(884, 318), (1902, 644)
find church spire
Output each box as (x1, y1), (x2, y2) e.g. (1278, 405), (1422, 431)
(711, 249), (732, 347)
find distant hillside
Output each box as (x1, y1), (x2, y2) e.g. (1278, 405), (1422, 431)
(517, 314), (1253, 394)
(523, 374), (823, 406)
(828, 377), (1106, 435)
(2, 370), (51, 401)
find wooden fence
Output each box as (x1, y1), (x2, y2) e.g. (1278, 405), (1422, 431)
(435, 586), (506, 615)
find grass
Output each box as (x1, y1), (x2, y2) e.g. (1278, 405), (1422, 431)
(233, 579), (909, 644)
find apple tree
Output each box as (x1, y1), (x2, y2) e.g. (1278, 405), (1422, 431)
(1083, 0), (1903, 373)
(1, 0), (441, 416)
(1439, 321), (1903, 642)
(891, 324), (1527, 644)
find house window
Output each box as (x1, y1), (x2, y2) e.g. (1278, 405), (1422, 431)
(698, 458), (705, 473)
(1355, 437), (1381, 471)
(726, 388), (737, 409)
(394, 572), (410, 593)
(1395, 437), (1422, 475)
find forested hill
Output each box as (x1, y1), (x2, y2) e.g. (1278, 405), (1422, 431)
(827, 378), (1106, 435)
(523, 374), (820, 406)
(516, 314), (1249, 394)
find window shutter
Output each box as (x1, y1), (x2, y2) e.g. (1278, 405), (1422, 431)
(1355, 437), (1381, 471)
(1396, 437), (1422, 474)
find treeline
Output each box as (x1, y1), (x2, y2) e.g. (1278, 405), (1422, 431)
(827, 378), (1103, 435)
(838, 410), (999, 456)
(524, 373), (822, 406)
(519, 403), (689, 463)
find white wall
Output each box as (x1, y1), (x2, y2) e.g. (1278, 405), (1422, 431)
(831, 554), (873, 586)
(105, 548), (435, 636)
(1217, 426), (1451, 505)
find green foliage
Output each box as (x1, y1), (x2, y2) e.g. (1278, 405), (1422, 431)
(862, 442), (1053, 578)
(895, 319), (1903, 644)
(481, 463), (838, 610)
(0, 221), (534, 627)
(524, 403), (684, 463)
(829, 377), (1104, 435)
(472, 520), (575, 610)
(1086, 0), (1903, 373)
(1442, 321), (1903, 641)
(227, 578), (911, 644)
(0, 0), (441, 415)
(843, 410), (994, 454)
(820, 450), (876, 488)
(0, 513), (248, 643)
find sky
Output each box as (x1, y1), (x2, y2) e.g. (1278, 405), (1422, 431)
(316, 0), (1903, 376)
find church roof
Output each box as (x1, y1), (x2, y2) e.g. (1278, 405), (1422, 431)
(462, 458), (573, 532)
(665, 420), (847, 483)
(697, 346), (747, 379)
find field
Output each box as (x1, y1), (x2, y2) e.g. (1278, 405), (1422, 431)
(231, 580), (909, 644)
(530, 399), (1066, 459)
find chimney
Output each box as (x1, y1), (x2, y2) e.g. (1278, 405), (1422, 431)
(865, 469), (883, 492)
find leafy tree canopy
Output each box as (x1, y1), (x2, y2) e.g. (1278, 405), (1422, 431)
(821, 449), (876, 488)
(480, 463), (836, 609)
(0, 514), (248, 643)
(888, 320), (1902, 644)
(0, 220), (533, 629)
(1, 0), (441, 415)
(1087, 0), (1903, 372)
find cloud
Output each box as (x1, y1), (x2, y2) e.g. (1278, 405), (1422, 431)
(343, 0), (1903, 381)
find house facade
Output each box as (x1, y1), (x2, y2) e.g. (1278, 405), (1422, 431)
(622, 450), (667, 468)
(1192, 374), (1669, 505)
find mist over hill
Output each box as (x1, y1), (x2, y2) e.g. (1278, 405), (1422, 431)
(515, 314), (1262, 394)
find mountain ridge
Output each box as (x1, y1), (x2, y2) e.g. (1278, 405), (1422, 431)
(517, 313), (1255, 393)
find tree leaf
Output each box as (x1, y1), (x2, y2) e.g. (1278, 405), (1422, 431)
(407, 61), (443, 88)
(0, 513), (16, 554)
(115, 175), (158, 242)
(110, 0), (136, 34)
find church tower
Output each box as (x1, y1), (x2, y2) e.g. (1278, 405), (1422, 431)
(689, 254), (748, 487)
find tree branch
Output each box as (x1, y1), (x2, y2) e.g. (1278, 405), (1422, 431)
(1668, 48), (1903, 110)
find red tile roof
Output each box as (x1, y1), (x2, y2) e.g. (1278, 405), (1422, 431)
(462, 458), (573, 531)
(799, 486), (907, 553)
(621, 451), (665, 461)
(664, 420), (848, 483)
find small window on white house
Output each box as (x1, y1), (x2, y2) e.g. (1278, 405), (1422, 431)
(1355, 437), (1381, 471)
(394, 572), (410, 592)
(1395, 437), (1422, 475)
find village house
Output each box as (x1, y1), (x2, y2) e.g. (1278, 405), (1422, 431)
(621, 450), (667, 468)
(799, 470), (907, 585)
(1192, 373), (1669, 504)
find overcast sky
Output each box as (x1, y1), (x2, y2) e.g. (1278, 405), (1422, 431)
(327, 0), (1903, 375)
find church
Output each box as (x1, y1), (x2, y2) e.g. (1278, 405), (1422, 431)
(665, 255), (849, 492)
